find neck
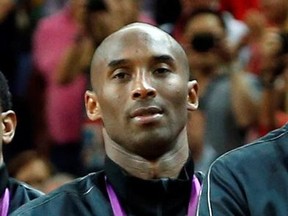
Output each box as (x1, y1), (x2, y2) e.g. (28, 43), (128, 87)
(104, 129), (190, 180)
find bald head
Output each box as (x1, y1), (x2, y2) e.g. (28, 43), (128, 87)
(96, 22), (186, 55)
(90, 22), (190, 91)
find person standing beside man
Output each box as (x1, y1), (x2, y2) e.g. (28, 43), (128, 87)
(11, 22), (202, 216)
(0, 71), (43, 215)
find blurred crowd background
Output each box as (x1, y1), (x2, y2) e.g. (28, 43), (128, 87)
(1, 0), (288, 193)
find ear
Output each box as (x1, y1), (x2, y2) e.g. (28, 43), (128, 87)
(187, 80), (199, 111)
(85, 90), (102, 121)
(2, 110), (17, 144)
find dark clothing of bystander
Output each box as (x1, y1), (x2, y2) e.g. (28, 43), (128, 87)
(197, 123), (288, 216)
(0, 165), (43, 214)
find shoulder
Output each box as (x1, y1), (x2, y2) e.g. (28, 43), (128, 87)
(11, 171), (106, 215)
(197, 123), (288, 215)
(209, 124), (288, 174)
(9, 178), (43, 197)
(8, 178), (44, 214)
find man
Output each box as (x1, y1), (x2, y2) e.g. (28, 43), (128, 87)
(11, 22), (201, 215)
(0, 71), (43, 215)
(197, 123), (288, 216)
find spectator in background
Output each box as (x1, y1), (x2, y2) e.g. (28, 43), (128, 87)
(171, 0), (218, 41)
(8, 150), (75, 194)
(31, 0), (88, 176)
(234, 0), (288, 137)
(0, 70), (43, 215)
(257, 28), (288, 135)
(196, 21), (288, 213)
(218, 0), (280, 73)
(183, 8), (260, 172)
(235, 0), (288, 76)
(8, 150), (54, 191)
(171, 0), (248, 55)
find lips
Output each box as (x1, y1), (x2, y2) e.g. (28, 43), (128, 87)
(130, 106), (164, 124)
(130, 106), (163, 118)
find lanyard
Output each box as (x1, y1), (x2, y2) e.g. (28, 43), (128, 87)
(106, 175), (201, 216)
(0, 188), (9, 216)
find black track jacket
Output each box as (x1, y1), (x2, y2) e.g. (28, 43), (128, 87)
(11, 157), (202, 216)
(0, 165), (43, 214)
(197, 124), (288, 216)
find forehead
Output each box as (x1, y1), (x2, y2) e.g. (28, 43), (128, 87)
(94, 26), (184, 65)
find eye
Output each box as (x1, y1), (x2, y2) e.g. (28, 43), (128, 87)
(153, 67), (171, 76)
(112, 70), (131, 81)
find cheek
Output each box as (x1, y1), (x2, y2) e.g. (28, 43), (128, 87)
(161, 79), (188, 106)
(100, 87), (125, 116)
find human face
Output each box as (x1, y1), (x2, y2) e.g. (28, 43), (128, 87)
(86, 25), (198, 159)
(184, 13), (227, 71)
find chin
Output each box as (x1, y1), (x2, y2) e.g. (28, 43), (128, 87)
(133, 138), (173, 158)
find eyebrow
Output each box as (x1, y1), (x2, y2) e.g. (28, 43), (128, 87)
(108, 55), (175, 68)
(108, 59), (129, 68)
(152, 55), (175, 64)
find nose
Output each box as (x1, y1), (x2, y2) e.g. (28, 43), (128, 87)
(131, 74), (156, 100)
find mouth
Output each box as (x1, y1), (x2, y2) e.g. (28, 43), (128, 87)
(130, 106), (164, 125)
